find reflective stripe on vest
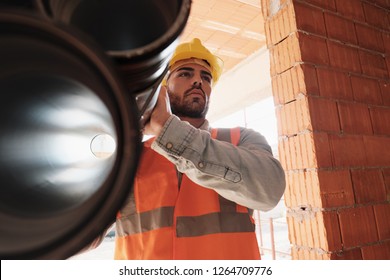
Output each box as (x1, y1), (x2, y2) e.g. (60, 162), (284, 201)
(176, 212), (254, 237)
(117, 206), (254, 237)
(117, 206), (174, 236)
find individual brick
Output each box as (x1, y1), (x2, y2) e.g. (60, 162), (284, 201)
(280, 68), (297, 104)
(334, 0), (365, 22)
(363, 135), (390, 167)
(370, 106), (390, 135)
(278, 3), (295, 40)
(294, 1), (326, 36)
(338, 206), (379, 248)
(277, 135), (288, 167)
(295, 96), (312, 132)
(298, 32), (330, 66)
(289, 32), (302, 65)
(269, 10), (283, 45)
(317, 67), (353, 100)
(301, 132), (318, 169)
(300, 64), (320, 95)
(382, 168), (390, 201)
(284, 2), (297, 37)
(350, 75), (382, 105)
(281, 136), (293, 171)
(350, 169), (387, 204)
(329, 134), (367, 167)
(369, 0), (390, 9)
(308, 96), (340, 132)
(318, 169), (355, 208)
(327, 40), (361, 73)
(275, 106), (284, 137)
(312, 132), (333, 168)
(324, 12), (357, 45)
(355, 23), (385, 53)
(283, 173), (296, 207)
(269, 46), (277, 77)
(279, 101), (298, 136)
(361, 241), (390, 260)
(290, 65), (301, 97)
(359, 50), (389, 79)
(383, 32), (390, 54)
(373, 204), (390, 240)
(379, 80), (390, 106)
(286, 215), (297, 244)
(322, 211), (343, 251)
(362, 2), (390, 31)
(337, 101), (373, 135)
(304, 170), (322, 207)
(271, 75), (282, 106)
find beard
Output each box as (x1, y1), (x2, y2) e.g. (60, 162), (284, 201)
(167, 88), (209, 118)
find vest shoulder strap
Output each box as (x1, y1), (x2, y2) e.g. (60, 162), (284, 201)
(211, 127), (240, 145)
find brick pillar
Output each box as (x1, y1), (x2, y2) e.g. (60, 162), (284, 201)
(261, 0), (390, 259)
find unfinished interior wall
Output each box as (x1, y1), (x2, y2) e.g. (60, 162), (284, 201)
(261, 0), (390, 259)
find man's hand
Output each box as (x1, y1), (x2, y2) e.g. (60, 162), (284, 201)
(143, 86), (172, 136)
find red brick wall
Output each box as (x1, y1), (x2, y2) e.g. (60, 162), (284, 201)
(262, 0), (390, 259)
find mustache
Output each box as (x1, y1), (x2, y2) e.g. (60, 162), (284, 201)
(184, 84), (206, 98)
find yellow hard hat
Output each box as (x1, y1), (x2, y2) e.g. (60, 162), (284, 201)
(168, 38), (224, 84)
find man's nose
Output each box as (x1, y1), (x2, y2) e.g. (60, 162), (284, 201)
(192, 75), (202, 87)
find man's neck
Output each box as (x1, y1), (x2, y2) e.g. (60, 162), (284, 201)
(178, 116), (206, 128)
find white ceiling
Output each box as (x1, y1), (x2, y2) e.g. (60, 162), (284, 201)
(179, 0), (266, 74)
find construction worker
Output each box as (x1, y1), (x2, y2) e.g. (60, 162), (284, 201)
(113, 38), (286, 259)
(93, 38), (286, 259)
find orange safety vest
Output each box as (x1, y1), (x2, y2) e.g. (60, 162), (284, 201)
(114, 127), (260, 260)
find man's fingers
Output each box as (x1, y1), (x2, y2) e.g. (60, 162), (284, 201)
(143, 86), (171, 136)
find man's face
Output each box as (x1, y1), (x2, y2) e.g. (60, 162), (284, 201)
(166, 63), (212, 119)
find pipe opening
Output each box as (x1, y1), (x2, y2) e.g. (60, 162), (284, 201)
(90, 134), (117, 159)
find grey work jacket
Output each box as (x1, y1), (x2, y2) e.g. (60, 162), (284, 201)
(151, 115), (286, 211)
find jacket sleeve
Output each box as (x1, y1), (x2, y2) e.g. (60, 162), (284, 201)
(151, 115), (286, 211)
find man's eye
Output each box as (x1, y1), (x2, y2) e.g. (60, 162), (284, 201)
(202, 76), (211, 83)
(178, 72), (191, 77)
